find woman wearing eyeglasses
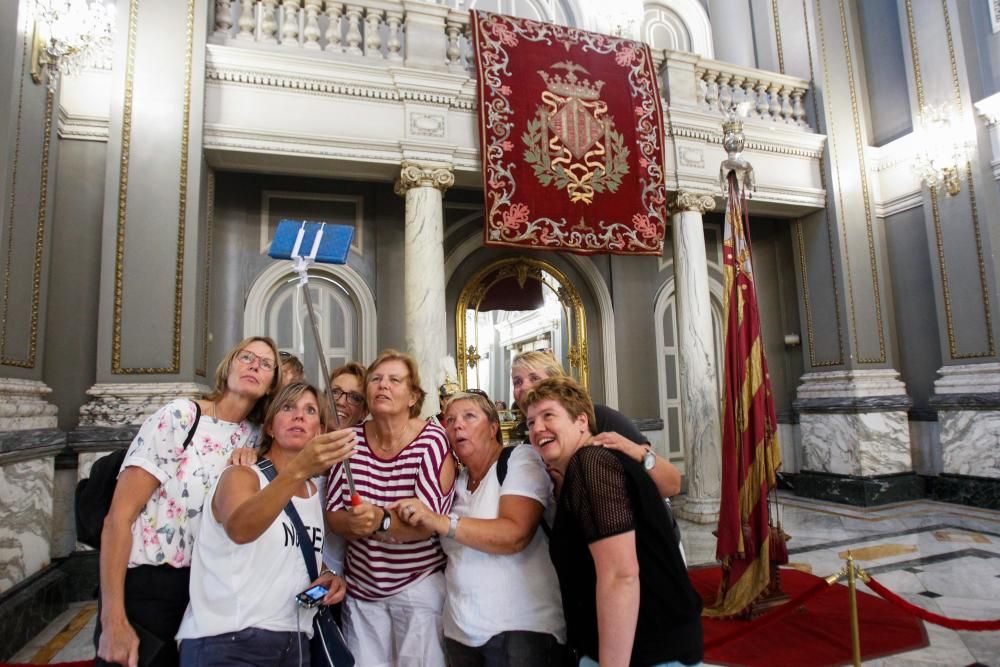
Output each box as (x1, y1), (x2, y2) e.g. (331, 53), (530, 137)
(96, 337), (282, 667)
(325, 350), (456, 666)
(391, 391), (565, 667)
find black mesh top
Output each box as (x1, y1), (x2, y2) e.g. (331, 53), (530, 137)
(549, 446), (703, 666)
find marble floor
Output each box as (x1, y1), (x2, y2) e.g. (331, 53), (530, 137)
(9, 492), (1000, 666)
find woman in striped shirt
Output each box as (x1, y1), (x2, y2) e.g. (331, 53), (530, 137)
(325, 350), (456, 666)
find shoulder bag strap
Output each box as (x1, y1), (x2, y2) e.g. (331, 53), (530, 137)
(181, 401), (202, 450)
(256, 458), (319, 581)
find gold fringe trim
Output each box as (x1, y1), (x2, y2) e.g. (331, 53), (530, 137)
(704, 538), (773, 618)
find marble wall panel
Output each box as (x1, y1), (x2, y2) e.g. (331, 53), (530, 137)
(0, 457), (54, 593)
(800, 411), (911, 476)
(50, 468), (78, 558)
(941, 409), (1000, 478)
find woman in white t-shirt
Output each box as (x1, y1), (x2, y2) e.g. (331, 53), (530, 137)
(391, 391), (565, 667)
(97, 337), (282, 667)
(177, 382), (356, 666)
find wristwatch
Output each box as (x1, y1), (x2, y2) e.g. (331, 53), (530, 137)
(376, 508), (391, 533)
(446, 513), (460, 539)
(642, 445), (656, 471)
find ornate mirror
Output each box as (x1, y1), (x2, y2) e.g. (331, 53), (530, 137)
(455, 257), (589, 408)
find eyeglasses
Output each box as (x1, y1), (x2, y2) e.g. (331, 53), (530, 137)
(466, 388), (490, 400)
(236, 349), (276, 372)
(279, 350), (292, 359)
(332, 388), (365, 406)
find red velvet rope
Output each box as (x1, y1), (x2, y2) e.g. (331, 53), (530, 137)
(704, 577), (831, 650)
(865, 576), (1000, 632)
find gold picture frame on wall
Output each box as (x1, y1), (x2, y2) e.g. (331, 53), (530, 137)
(455, 257), (588, 395)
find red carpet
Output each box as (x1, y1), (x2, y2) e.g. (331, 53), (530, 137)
(694, 566), (928, 667)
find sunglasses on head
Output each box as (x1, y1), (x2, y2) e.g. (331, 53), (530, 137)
(279, 350), (292, 359)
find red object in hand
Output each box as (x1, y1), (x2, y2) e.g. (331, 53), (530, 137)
(350, 494), (362, 507)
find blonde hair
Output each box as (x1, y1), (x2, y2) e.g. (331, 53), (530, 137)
(258, 382), (330, 457)
(520, 376), (597, 435)
(511, 350), (565, 379)
(365, 349), (427, 418)
(204, 336), (282, 424)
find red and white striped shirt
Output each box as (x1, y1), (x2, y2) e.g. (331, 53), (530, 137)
(325, 421), (454, 601)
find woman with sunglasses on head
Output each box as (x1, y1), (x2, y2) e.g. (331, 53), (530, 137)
(177, 382), (356, 665)
(391, 390), (565, 667)
(325, 350), (456, 666)
(96, 337), (282, 667)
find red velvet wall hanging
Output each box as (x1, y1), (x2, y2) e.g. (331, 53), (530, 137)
(471, 10), (668, 256)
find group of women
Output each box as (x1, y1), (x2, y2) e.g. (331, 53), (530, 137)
(96, 337), (703, 667)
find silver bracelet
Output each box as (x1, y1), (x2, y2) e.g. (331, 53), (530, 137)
(446, 513), (459, 539)
(320, 567), (338, 578)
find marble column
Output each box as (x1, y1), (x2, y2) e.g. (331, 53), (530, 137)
(669, 192), (722, 524)
(394, 161), (454, 419)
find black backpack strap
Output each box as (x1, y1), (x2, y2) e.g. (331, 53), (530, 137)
(495, 445), (516, 485)
(181, 400), (202, 450)
(494, 445), (551, 539)
(256, 458), (319, 581)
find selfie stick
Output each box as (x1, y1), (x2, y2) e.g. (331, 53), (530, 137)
(269, 220), (362, 507)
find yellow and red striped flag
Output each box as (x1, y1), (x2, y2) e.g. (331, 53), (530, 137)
(705, 171), (783, 618)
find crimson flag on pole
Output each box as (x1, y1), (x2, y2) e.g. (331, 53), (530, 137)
(705, 171), (783, 618)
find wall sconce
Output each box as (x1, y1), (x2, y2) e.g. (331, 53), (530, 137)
(912, 104), (975, 197)
(30, 0), (115, 91)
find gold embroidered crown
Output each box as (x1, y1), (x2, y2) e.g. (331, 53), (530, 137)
(538, 70), (605, 100)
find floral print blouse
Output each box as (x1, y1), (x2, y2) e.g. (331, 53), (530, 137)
(121, 399), (260, 568)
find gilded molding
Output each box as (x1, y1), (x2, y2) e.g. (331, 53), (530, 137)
(837, 0), (885, 364)
(394, 161), (455, 194)
(772, 0), (785, 74)
(668, 191), (716, 215)
(904, 0), (994, 359)
(2, 10), (52, 369)
(111, 0), (196, 374)
(802, 0), (844, 367)
(456, 257), (588, 391)
(198, 170), (215, 377)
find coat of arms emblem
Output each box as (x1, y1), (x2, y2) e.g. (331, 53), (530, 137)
(522, 61), (630, 204)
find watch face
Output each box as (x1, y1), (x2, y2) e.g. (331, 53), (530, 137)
(643, 450), (656, 470)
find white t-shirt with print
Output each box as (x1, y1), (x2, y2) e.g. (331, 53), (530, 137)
(121, 399), (261, 569)
(177, 466), (324, 639)
(441, 444), (566, 646)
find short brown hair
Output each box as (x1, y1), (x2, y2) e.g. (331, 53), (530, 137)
(258, 382), (330, 457)
(511, 350), (565, 379)
(205, 336), (282, 424)
(280, 352), (305, 383)
(331, 362), (366, 386)
(444, 391), (503, 446)
(520, 376), (596, 435)
(365, 349), (427, 418)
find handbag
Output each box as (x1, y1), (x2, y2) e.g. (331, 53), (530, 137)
(257, 459), (355, 667)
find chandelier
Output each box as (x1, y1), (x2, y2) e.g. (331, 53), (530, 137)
(30, 0), (116, 91)
(912, 104), (975, 197)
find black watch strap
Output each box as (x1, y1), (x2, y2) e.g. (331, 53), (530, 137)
(376, 507), (391, 533)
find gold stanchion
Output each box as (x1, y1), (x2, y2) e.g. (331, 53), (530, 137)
(826, 552), (871, 667)
(846, 552), (861, 667)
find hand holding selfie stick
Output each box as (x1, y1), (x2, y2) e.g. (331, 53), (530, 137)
(269, 220), (362, 507)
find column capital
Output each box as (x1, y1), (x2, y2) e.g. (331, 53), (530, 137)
(394, 161), (455, 195)
(668, 190), (716, 216)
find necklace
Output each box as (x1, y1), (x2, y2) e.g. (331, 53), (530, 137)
(467, 447), (502, 492)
